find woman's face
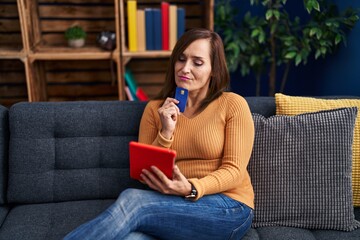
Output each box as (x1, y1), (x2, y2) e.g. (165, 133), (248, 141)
(174, 39), (212, 95)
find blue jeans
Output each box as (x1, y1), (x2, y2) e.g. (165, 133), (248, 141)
(63, 188), (253, 240)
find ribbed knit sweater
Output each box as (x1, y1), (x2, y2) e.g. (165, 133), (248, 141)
(138, 92), (255, 209)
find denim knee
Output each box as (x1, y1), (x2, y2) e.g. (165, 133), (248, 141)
(113, 189), (141, 214)
(228, 209), (253, 240)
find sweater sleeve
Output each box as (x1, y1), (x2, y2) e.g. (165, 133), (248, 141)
(188, 95), (255, 200)
(138, 101), (173, 148)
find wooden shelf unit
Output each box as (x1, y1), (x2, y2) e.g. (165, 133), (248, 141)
(119, 0), (214, 99)
(0, 0), (214, 106)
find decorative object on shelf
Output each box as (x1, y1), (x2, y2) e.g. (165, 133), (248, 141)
(64, 25), (87, 48)
(97, 31), (116, 50)
(215, 0), (359, 96)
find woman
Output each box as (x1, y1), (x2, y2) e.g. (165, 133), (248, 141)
(64, 28), (255, 240)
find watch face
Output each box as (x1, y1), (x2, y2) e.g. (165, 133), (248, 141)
(185, 184), (197, 199)
(185, 193), (196, 199)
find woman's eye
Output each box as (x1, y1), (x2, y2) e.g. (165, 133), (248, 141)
(178, 56), (186, 61)
(194, 61), (203, 66)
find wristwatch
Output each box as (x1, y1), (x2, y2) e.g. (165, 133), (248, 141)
(185, 183), (197, 199)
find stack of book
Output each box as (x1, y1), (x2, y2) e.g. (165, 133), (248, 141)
(124, 69), (149, 101)
(127, 1), (186, 52)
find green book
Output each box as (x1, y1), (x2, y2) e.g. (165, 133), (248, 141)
(125, 69), (138, 101)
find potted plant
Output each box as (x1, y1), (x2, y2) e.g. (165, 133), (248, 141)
(65, 25), (87, 48)
(215, 0), (359, 96)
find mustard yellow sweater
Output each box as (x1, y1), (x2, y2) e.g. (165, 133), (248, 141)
(138, 92), (255, 209)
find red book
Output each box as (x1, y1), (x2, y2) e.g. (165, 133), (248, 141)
(161, 2), (169, 50)
(136, 87), (149, 101)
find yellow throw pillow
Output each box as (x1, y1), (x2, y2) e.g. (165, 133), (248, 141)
(275, 93), (360, 206)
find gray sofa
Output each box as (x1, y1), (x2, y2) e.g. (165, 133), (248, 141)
(0, 97), (359, 240)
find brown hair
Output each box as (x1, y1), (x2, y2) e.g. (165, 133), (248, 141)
(154, 28), (230, 110)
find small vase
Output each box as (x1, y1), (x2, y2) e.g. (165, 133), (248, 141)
(68, 39), (85, 48)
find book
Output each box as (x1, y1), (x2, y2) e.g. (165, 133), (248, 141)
(124, 69), (148, 101)
(127, 0), (137, 52)
(145, 8), (155, 50)
(136, 9), (145, 51)
(124, 86), (135, 101)
(161, 2), (169, 50)
(136, 87), (149, 101)
(153, 9), (162, 50)
(125, 69), (138, 99)
(169, 5), (177, 50)
(177, 8), (185, 40)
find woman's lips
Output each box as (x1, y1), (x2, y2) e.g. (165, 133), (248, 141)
(179, 76), (190, 81)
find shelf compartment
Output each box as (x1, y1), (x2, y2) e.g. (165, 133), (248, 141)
(0, 59), (28, 107)
(36, 59), (119, 102)
(0, 1), (25, 58)
(125, 58), (168, 99)
(119, 0), (214, 56)
(34, 0), (116, 48)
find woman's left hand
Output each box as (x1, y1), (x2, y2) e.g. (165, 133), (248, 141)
(140, 165), (192, 196)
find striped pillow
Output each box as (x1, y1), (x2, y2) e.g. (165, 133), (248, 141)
(248, 107), (360, 231)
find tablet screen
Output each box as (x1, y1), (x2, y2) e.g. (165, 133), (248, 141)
(129, 141), (176, 180)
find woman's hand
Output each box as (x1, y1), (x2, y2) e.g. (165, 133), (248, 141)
(140, 165), (192, 197)
(158, 98), (180, 139)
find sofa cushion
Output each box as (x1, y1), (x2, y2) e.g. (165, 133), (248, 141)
(0, 206), (9, 228)
(0, 105), (8, 205)
(276, 93), (360, 206)
(245, 96), (276, 117)
(248, 107), (360, 231)
(8, 101), (147, 204)
(0, 199), (114, 240)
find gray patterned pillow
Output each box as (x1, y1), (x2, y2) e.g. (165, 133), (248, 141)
(248, 107), (360, 231)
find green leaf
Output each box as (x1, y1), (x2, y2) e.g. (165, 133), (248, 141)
(250, 55), (257, 66)
(315, 49), (321, 59)
(258, 32), (266, 43)
(305, 0), (312, 14)
(266, 10), (273, 20)
(285, 52), (297, 59)
(262, 0), (270, 7)
(335, 34), (342, 45)
(309, 28), (317, 37)
(305, 0), (320, 14)
(325, 21), (332, 27)
(218, 6), (225, 20)
(313, 0), (320, 11)
(239, 40), (247, 51)
(284, 41), (292, 47)
(320, 47), (327, 55)
(251, 29), (260, 38)
(295, 54), (302, 66)
(273, 10), (280, 20)
(316, 29), (322, 40)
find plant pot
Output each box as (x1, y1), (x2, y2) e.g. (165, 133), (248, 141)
(68, 38), (85, 48)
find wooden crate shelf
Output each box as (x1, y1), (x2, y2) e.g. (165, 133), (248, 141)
(0, 0), (213, 106)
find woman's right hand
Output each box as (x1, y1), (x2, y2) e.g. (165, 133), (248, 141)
(158, 97), (180, 139)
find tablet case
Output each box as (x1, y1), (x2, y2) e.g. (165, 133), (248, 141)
(129, 141), (176, 180)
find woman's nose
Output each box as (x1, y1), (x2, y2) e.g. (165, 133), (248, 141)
(181, 61), (191, 73)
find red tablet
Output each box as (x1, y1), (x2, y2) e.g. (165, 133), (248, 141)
(129, 141), (176, 180)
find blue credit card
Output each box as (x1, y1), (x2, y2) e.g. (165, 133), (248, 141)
(174, 87), (188, 112)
